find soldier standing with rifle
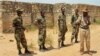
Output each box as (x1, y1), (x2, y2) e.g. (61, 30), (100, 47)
(13, 9), (31, 54)
(35, 10), (48, 50)
(58, 7), (68, 48)
(71, 8), (79, 43)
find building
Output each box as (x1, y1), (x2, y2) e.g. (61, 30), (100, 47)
(0, 1), (100, 33)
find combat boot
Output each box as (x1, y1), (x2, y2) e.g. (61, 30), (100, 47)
(18, 49), (22, 55)
(71, 34), (75, 43)
(61, 41), (66, 47)
(43, 47), (48, 50)
(75, 37), (78, 43)
(39, 45), (42, 50)
(58, 41), (61, 48)
(75, 34), (78, 43)
(43, 45), (48, 50)
(75, 40), (78, 43)
(25, 49), (32, 54)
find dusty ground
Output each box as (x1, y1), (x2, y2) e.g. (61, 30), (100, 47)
(0, 24), (100, 56)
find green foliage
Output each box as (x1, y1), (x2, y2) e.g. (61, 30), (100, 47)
(45, 35), (53, 47)
(46, 23), (54, 29)
(25, 25), (37, 31)
(29, 43), (34, 48)
(95, 19), (100, 24)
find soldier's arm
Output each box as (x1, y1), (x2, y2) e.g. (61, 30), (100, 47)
(58, 16), (63, 32)
(74, 16), (81, 25)
(71, 15), (74, 25)
(58, 19), (60, 29)
(12, 19), (16, 27)
(58, 16), (61, 29)
(19, 19), (25, 30)
(43, 19), (46, 27)
(34, 18), (40, 27)
(34, 19), (37, 24)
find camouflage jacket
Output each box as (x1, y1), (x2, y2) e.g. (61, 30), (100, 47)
(71, 14), (79, 27)
(13, 16), (25, 30)
(58, 15), (67, 32)
(36, 17), (46, 30)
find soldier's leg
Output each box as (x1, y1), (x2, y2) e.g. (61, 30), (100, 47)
(39, 38), (42, 50)
(75, 27), (79, 43)
(42, 38), (46, 49)
(42, 31), (48, 49)
(15, 33), (22, 54)
(39, 30), (47, 50)
(58, 32), (62, 48)
(71, 27), (75, 43)
(20, 32), (31, 54)
(38, 30), (42, 50)
(80, 29), (85, 52)
(61, 32), (66, 46)
(75, 30), (77, 42)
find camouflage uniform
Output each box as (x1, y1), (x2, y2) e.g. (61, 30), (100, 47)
(36, 17), (46, 49)
(13, 9), (31, 54)
(58, 14), (67, 47)
(71, 14), (79, 43)
(13, 16), (27, 50)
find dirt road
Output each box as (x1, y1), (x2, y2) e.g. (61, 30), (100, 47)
(0, 25), (100, 56)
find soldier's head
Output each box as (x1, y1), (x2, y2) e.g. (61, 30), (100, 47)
(82, 8), (89, 17)
(72, 8), (79, 15)
(61, 6), (66, 15)
(40, 10), (45, 18)
(16, 9), (23, 16)
(75, 8), (79, 14)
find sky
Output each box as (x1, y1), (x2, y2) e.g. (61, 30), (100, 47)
(1, 0), (100, 6)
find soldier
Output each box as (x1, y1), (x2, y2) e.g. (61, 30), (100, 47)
(58, 7), (68, 48)
(71, 8), (79, 43)
(35, 10), (47, 50)
(75, 8), (91, 55)
(13, 9), (31, 54)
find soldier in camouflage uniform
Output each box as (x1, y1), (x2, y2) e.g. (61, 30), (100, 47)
(13, 9), (31, 54)
(71, 8), (80, 43)
(35, 10), (47, 50)
(58, 7), (68, 48)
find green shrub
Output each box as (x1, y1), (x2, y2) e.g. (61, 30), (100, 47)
(25, 25), (37, 31)
(95, 19), (100, 24)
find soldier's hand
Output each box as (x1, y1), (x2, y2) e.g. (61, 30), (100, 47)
(25, 29), (29, 32)
(34, 20), (38, 25)
(24, 27), (29, 32)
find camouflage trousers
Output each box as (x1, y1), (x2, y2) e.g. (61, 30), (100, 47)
(58, 31), (66, 43)
(80, 28), (90, 52)
(38, 29), (46, 46)
(71, 25), (79, 41)
(15, 30), (27, 50)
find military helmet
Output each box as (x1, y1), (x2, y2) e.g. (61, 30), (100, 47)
(16, 8), (23, 14)
(61, 6), (65, 11)
(40, 9), (45, 14)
